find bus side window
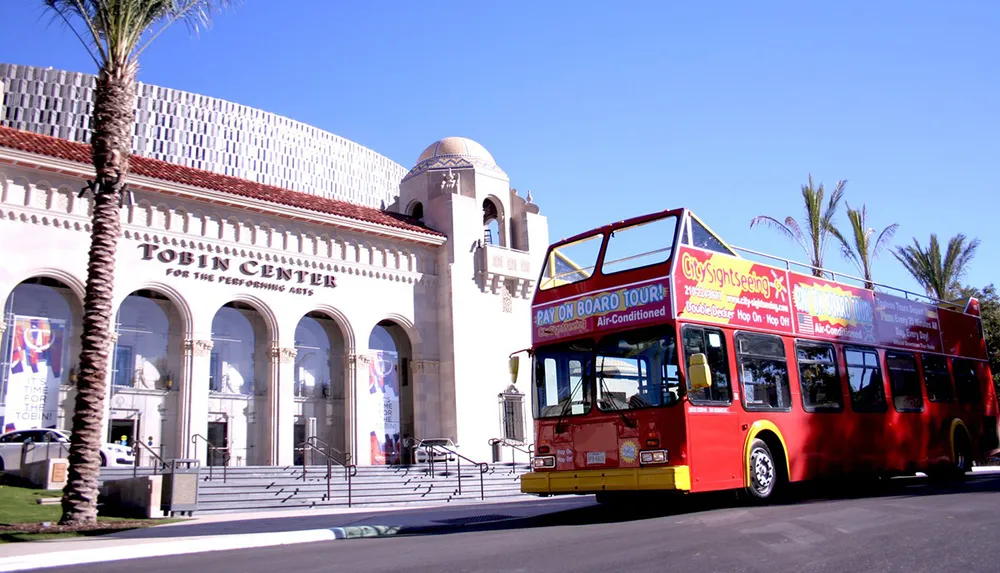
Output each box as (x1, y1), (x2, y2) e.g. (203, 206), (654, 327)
(795, 341), (842, 412)
(886, 352), (923, 412)
(953, 358), (982, 404)
(921, 354), (954, 403)
(682, 326), (731, 404)
(844, 347), (887, 413)
(735, 332), (791, 411)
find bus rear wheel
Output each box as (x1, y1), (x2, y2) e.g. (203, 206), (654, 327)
(746, 439), (780, 501)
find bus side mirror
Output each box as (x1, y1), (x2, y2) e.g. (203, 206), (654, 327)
(509, 356), (520, 384)
(688, 353), (711, 390)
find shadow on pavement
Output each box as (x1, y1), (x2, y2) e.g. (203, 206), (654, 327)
(107, 472), (1000, 541)
(396, 472), (1000, 537)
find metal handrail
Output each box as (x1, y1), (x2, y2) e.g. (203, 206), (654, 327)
(298, 440), (357, 507)
(191, 433), (230, 482)
(131, 439), (168, 478)
(488, 438), (534, 467)
(303, 436), (352, 465)
(422, 444), (488, 500)
(729, 244), (968, 308)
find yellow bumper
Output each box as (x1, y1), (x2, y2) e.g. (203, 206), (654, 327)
(520, 466), (691, 495)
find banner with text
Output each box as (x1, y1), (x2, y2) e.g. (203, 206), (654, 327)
(532, 278), (671, 344)
(789, 273), (877, 343)
(873, 292), (943, 352)
(365, 351), (401, 465)
(3, 316), (66, 431)
(673, 246), (794, 333)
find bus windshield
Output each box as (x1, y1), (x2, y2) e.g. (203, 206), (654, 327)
(596, 327), (681, 410)
(533, 328), (681, 419)
(533, 342), (592, 418)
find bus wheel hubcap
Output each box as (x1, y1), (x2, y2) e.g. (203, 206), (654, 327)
(752, 450), (773, 492)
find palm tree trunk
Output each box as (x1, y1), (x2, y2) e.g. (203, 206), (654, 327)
(60, 67), (135, 526)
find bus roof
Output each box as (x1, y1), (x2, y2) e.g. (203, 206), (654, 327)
(531, 208), (986, 360)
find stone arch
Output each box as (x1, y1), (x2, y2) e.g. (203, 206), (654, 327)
(3, 268), (86, 304)
(112, 281), (193, 337)
(482, 195), (506, 247)
(406, 200), (424, 222)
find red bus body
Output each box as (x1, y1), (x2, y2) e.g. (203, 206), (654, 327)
(520, 208), (1000, 497)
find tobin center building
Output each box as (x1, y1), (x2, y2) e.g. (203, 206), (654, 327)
(0, 63), (547, 466)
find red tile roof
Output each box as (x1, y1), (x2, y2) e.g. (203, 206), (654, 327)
(0, 125), (444, 239)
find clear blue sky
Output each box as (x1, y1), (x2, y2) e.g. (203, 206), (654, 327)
(2, 1), (997, 295)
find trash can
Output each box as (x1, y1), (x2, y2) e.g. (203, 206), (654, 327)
(492, 440), (503, 463)
(161, 459), (200, 517)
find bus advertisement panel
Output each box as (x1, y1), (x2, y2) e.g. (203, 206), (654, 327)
(532, 278), (671, 344)
(872, 292), (943, 353)
(673, 245), (794, 334)
(789, 273), (878, 344)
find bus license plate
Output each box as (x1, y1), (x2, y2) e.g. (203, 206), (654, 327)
(586, 451), (606, 465)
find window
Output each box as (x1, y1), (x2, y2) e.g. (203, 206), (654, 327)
(922, 355), (953, 403)
(796, 341), (842, 411)
(735, 333), (791, 411)
(539, 234), (602, 290)
(886, 352), (923, 412)
(112, 345), (134, 388)
(499, 389), (526, 442)
(682, 326), (732, 403)
(601, 216), (678, 275)
(690, 217), (735, 255)
(533, 345), (591, 418)
(595, 327), (680, 411)
(953, 358), (982, 404)
(844, 347), (886, 412)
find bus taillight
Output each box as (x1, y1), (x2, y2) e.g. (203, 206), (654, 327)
(533, 455), (556, 469)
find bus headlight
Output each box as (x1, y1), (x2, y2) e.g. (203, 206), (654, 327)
(639, 450), (668, 465)
(532, 456), (556, 469)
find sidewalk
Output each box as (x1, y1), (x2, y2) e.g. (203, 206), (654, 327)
(0, 496), (590, 572)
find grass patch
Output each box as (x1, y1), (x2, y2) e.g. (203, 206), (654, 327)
(0, 483), (186, 543)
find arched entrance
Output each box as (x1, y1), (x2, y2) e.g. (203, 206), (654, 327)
(111, 290), (184, 458)
(364, 321), (413, 465)
(293, 311), (347, 464)
(1, 277), (82, 432)
(209, 301), (270, 466)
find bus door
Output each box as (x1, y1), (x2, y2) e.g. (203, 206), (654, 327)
(681, 326), (742, 491)
(843, 347), (888, 474)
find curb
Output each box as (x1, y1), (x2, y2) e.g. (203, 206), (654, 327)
(0, 525), (402, 572)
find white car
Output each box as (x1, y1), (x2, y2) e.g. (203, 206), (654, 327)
(0, 428), (135, 472)
(413, 438), (458, 464)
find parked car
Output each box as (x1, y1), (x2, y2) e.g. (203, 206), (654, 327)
(413, 438), (458, 464)
(0, 428), (134, 472)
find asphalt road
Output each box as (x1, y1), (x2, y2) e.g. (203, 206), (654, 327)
(39, 473), (1000, 573)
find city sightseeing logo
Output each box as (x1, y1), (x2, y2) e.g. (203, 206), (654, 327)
(680, 252), (786, 302)
(620, 440), (638, 464)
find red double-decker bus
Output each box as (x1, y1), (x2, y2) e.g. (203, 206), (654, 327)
(519, 207), (1000, 501)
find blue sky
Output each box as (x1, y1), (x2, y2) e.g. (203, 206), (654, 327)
(2, 1), (997, 295)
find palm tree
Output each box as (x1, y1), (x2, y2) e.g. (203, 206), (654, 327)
(893, 234), (980, 300)
(750, 174), (846, 277)
(42, 0), (232, 526)
(826, 203), (899, 290)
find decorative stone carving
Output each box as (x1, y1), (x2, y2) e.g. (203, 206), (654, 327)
(184, 339), (214, 358)
(411, 360), (440, 374)
(348, 353), (371, 367)
(441, 168), (460, 193)
(270, 345), (297, 364)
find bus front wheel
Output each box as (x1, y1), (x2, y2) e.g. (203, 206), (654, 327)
(746, 438), (780, 501)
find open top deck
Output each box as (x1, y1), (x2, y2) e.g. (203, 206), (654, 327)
(532, 208), (986, 361)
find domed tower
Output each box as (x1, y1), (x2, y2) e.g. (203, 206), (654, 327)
(398, 137), (548, 459)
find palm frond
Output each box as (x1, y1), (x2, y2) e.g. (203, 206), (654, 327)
(894, 233), (977, 300)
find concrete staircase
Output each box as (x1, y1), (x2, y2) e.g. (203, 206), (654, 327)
(100, 462), (532, 514)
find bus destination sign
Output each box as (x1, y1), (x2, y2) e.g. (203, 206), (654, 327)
(673, 246), (794, 334)
(532, 278), (671, 343)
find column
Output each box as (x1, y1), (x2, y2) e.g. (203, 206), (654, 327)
(410, 359), (441, 440)
(348, 353), (371, 465)
(178, 338), (213, 464)
(267, 344), (296, 466)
